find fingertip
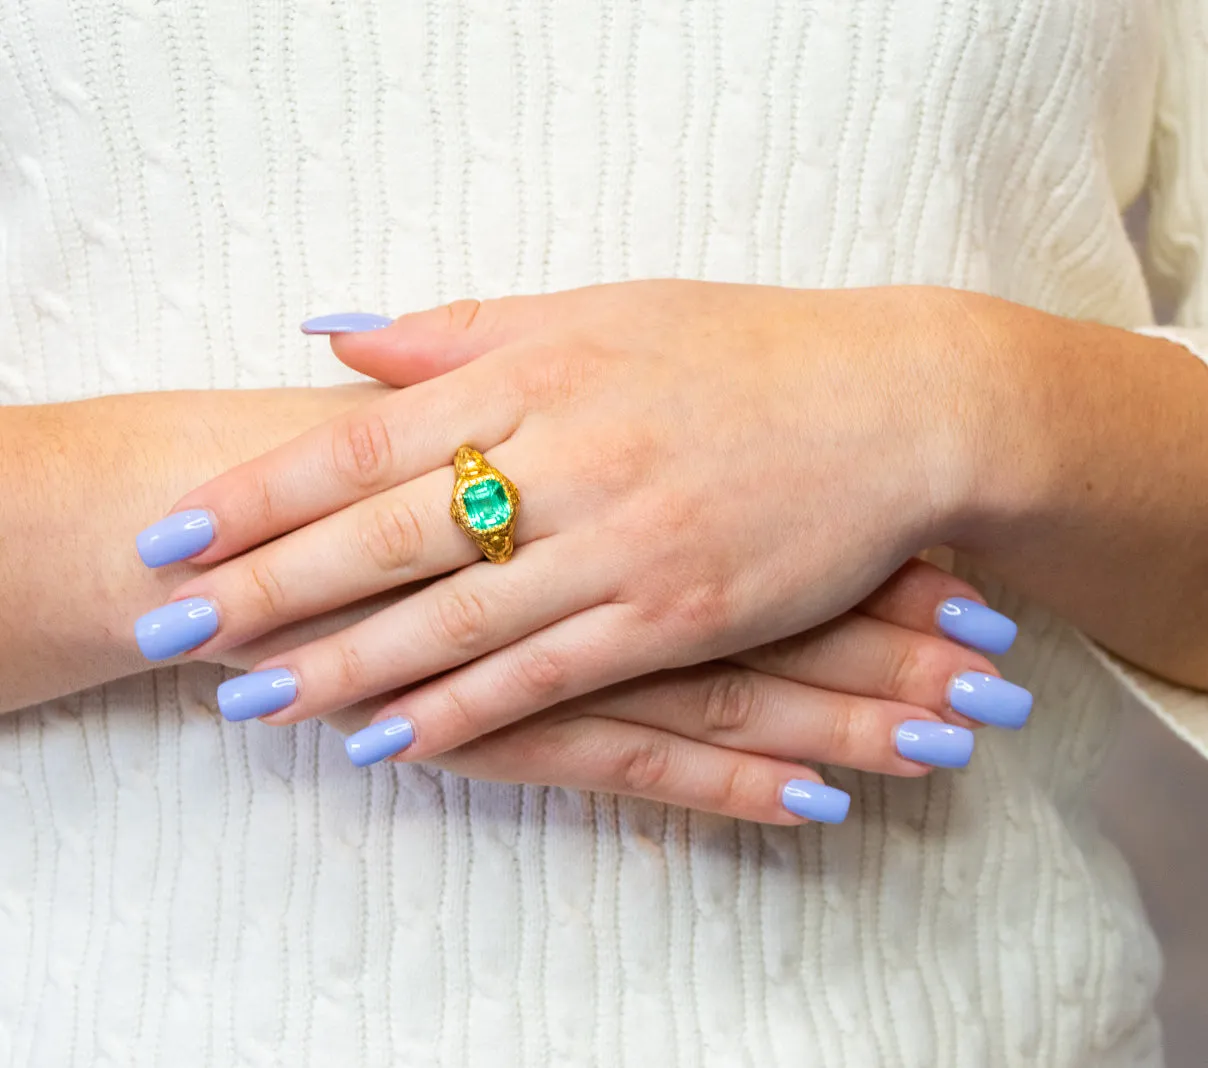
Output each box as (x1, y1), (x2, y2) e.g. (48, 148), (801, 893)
(328, 317), (457, 387)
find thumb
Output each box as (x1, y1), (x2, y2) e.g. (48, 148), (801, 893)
(300, 295), (552, 387)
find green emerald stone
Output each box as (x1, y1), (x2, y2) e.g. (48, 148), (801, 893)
(461, 477), (512, 531)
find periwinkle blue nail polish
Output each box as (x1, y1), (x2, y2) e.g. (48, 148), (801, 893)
(936, 598), (1018, 654)
(895, 720), (975, 768)
(300, 312), (393, 335)
(134, 597), (219, 661)
(781, 779), (851, 824)
(345, 717), (415, 767)
(217, 669), (297, 722)
(948, 672), (1033, 729)
(136, 509), (215, 567)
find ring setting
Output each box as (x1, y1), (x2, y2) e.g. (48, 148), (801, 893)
(450, 445), (521, 563)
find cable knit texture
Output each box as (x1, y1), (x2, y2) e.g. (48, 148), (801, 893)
(1, 1), (1206, 1065)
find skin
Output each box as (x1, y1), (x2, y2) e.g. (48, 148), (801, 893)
(0, 380), (1000, 824)
(159, 281), (1208, 789)
(0, 385), (385, 708)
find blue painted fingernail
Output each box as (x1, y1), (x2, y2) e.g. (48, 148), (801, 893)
(136, 509), (215, 567)
(948, 672), (1033, 729)
(134, 597), (218, 661)
(217, 668), (297, 722)
(300, 312), (393, 335)
(345, 717), (415, 767)
(936, 598), (1018, 654)
(781, 779), (851, 824)
(895, 720), (975, 768)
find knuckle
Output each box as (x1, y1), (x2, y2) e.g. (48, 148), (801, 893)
(509, 644), (568, 702)
(439, 684), (479, 742)
(360, 498), (425, 574)
(520, 344), (602, 407)
(882, 636), (924, 700)
(252, 474), (276, 529)
(822, 697), (882, 766)
(444, 298), (484, 333)
(332, 641), (371, 695)
(248, 559), (289, 618)
(824, 699), (858, 762)
(669, 579), (732, 639)
(589, 429), (655, 496)
(707, 760), (749, 816)
(432, 586), (491, 651)
(701, 671), (761, 736)
(616, 735), (675, 795)
(332, 411), (395, 489)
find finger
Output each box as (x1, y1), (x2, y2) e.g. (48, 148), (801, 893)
(335, 603), (658, 763)
(548, 663), (965, 776)
(729, 614), (1000, 725)
(162, 348), (524, 563)
(168, 435), (554, 654)
(241, 537), (611, 726)
(324, 294), (561, 386)
(431, 715), (852, 826)
(859, 557), (1019, 654)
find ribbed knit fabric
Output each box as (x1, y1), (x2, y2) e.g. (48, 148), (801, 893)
(1, 1), (1206, 1064)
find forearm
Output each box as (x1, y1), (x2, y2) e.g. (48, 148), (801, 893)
(953, 294), (1208, 688)
(0, 385), (385, 711)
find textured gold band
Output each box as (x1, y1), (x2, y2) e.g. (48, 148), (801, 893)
(449, 445), (521, 564)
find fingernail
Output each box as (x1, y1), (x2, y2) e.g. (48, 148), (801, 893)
(134, 597), (218, 661)
(948, 672), (1033, 729)
(781, 779), (851, 824)
(299, 312), (393, 335)
(894, 720), (975, 768)
(345, 717), (415, 767)
(936, 598), (1018, 654)
(217, 668), (297, 722)
(136, 509), (215, 567)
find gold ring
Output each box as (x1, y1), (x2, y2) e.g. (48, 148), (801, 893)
(449, 445), (521, 563)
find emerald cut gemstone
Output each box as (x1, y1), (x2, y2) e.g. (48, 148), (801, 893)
(461, 478), (512, 531)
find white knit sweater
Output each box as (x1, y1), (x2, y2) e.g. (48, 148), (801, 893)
(2, 1), (1207, 1065)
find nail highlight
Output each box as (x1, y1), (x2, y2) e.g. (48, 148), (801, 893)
(134, 597), (218, 661)
(136, 509), (215, 567)
(217, 669), (297, 722)
(345, 717), (415, 767)
(781, 779), (851, 824)
(300, 312), (393, 335)
(948, 672), (1033, 729)
(895, 720), (975, 768)
(936, 598), (1018, 654)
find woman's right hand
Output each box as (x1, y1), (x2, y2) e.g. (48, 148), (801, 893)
(302, 558), (1030, 826)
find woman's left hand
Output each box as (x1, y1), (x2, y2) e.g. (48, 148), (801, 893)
(141, 280), (992, 763)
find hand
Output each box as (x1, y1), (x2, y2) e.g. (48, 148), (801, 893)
(319, 560), (1029, 824)
(137, 281), (998, 768)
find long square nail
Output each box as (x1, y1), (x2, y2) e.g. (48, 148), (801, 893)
(781, 780), (850, 823)
(948, 672), (1033, 729)
(300, 312), (393, 335)
(136, 509), (215, 567)
(345, 717), (415, 766)
(134, 597), (218, 661)
(936, 598), (1018, 654)
(217, 669), (297, 722)
(895, 720), (974, 768)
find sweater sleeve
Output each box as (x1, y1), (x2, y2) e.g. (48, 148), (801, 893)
(1093, 0), (1208, 756)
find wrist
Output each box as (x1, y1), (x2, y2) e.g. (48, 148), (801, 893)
(934, 291), (1082, 555)
(867, 286), (1023, 552)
